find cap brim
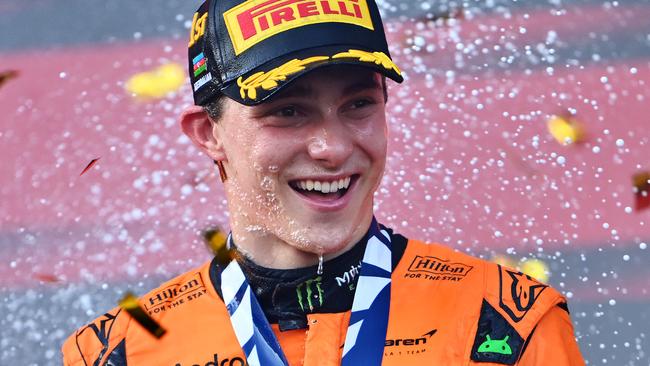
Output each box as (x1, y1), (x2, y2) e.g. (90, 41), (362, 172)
(220, 45), (403, 106)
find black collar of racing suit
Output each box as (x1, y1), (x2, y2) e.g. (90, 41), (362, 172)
(209, 224), (408, 331)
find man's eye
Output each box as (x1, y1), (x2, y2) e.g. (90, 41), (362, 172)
(276, 106), (297, 117)
(352, 99), (373, 109)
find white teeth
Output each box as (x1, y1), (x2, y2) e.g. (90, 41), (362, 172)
(322, 182), (330, 193)
(341, 177), (351, 189)
(293, 176), (353, 194)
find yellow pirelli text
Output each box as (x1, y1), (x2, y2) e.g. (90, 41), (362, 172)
(224, 0), (374, 55)
(188, 12), (209, 48)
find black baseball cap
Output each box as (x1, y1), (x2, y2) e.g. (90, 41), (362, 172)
(188, 0), (403, 106)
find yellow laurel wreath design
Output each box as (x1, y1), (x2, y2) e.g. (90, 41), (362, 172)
(332, 49), (402, 76)
(237, 56), (329, 100)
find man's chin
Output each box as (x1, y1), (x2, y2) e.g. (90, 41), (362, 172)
(283, 218), (368, 255)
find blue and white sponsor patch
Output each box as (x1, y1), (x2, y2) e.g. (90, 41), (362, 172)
(193, 73), (212, 91)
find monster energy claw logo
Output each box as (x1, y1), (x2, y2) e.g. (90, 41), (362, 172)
(296, 276), (324, 312)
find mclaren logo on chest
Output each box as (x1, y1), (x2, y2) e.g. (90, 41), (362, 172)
(224, 0), (374, 55)
(385, 329), (436, 347)
(384, 329), (437, 358)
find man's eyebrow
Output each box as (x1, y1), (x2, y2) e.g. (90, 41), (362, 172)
(342, 78), (382, 95)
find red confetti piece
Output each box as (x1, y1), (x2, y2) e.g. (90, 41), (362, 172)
(34, 273), (60, 283)
(80, 158), (101, 176)
(633, 172), (650, 212)
(0, 69), (19, 90)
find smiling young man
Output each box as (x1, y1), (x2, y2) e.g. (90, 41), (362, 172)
(191, 66), (387, 271)
(62, 0), (586, 365)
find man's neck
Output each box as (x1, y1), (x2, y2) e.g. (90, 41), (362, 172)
(229, 218), (371, 270)
(232, 233), (369, 330)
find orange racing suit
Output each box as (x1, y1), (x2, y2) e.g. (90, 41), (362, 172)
(62, 228), (585, 365)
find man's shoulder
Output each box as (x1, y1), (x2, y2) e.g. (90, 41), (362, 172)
(397, 239), (568, 364)
(401, 237), (567, 310)
(402, 237), (562, 286)
(398, 236), (492, 277)
(398, 237), (570, 363)
(61, 260), (217, 365)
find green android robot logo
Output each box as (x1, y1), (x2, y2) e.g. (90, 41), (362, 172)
(477, 335), (512, 355)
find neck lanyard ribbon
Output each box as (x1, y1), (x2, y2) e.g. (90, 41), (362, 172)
(220, 218), (392, 366)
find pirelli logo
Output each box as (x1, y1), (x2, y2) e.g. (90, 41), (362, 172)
(224, 0), (374, 55)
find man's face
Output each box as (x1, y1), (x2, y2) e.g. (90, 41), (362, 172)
(215, 66), (388, 256)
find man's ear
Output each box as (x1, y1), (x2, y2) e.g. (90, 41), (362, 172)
(180, 105), (226, 161)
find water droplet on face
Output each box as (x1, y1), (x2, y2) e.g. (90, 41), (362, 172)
(317, 254), (323, 275)
(308, 136), (328, 156)
(260, 176), (275, 191)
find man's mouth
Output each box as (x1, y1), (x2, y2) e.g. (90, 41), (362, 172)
(289, 175), (359, 200)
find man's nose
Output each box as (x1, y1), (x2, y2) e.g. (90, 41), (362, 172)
(306, 117), (354, 168)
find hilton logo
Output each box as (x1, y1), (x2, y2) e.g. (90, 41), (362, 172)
(406, 256), (473, 282)
(145, 273), (207, 313)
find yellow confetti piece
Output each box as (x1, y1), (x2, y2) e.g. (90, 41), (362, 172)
(491, 254), (516, 269)
(119, 292), (166, 338)
(519, 259), (550, 283)
(547, 115), (585, 145)
(203, 228), (233, 265)
(125, 63), (185, 99)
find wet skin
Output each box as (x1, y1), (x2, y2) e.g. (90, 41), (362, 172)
(181, 66), (388, 269)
